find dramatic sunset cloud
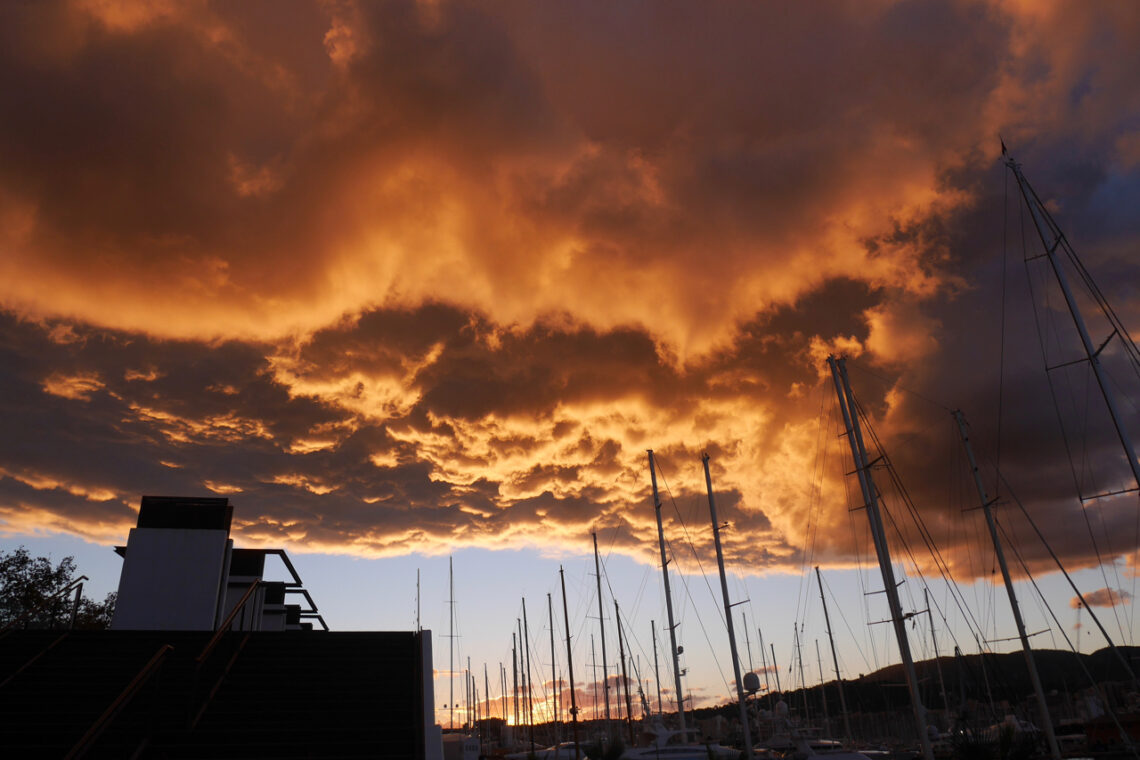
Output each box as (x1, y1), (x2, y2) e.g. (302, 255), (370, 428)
(2, 0), (1140, 600)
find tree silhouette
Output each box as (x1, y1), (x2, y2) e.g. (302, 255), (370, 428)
(0, 546), (116, 630)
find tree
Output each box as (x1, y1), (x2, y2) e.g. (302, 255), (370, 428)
(0, 546), (116, 630)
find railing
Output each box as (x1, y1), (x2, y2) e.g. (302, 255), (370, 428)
(196, 579), (261, 665)
(189, 579), (262, 729)
(285, 587), (329, 631)
(64, 644), (174, 760)
(0, 575), (88, 637)
(0, 632), (69, 691)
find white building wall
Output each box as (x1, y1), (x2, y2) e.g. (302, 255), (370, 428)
(422, 631), (444, 760)
(111, 528), (232, 630)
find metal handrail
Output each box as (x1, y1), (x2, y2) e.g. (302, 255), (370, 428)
(0, 632), (69, 690)
(196, 579), (261, 664)
(189, 632), (251, 730)
(0, 575), (88, 636)
(189, 580), (262, 730)
(64, 644), (173, 760)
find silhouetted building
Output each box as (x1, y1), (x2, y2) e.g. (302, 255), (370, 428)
(0, 495), (439, 759)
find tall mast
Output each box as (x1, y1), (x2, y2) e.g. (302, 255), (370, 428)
(829, 355), (934, 760)
(523, 599), (535, 750)
(615, 599), (636, 744)
(592, 532), (613, 725)
(591, 635), (599, 721)
(954, 410), (1061, 760)
(794, 624), (809, 720)
(1004, 153), (1140, 492)
(484, 663), (491, 741)
(923, 587), (950, 724)
(501, 662), (507, 723)
(770, 642), (782, 695)
(560, 566), (582, 759)
(703, 452), (753, 755)
(816, 566), (852, 743)
(652, 621), (663, 718)
(1005, 151), (1140, 686)
(759, 627), (773, 708)
(548, 592), (559, 735)
(815, 639), (830, 736)
(648, 450), (687, 732)
(512, 630), (520, 727)
(743, 613), (754, 673)
(449, 556), (455, 731)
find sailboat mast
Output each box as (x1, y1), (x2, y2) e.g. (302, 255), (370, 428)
(449, 556), (455, 731)
(1005, 154), (1140, 492)
(759, 628), (773, 708)
(615, 599), (636, 744)
(954, 410), (1061, 760)
(513, 630), (520, 727)
(703, 452), (753, 755)
(523, 599), (535, 750)
(591, 635), (599, 721)
(743, 613), (754, 673)
(592, 532), (613, 725)
(648, 449), (687, 732)
(815, 639), (830, 735)
(560, 566), (582, 759)
(652, 621), (663, 718)
(816, 566), (852, 742)
(770, 642), (782, 694)
(923, 587), (950, 722)
(794, 624), (809, 720)
(549, 592), (559, 733)
(829, 355), (934, 760)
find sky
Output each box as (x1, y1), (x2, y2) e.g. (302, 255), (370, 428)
(3, 0), (1140, 727)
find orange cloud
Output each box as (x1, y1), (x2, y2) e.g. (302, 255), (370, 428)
(1071, 588), (1132, 609)
(0, 0), (1138, 589)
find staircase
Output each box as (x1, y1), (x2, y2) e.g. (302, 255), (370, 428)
(0, 630), (428, 758)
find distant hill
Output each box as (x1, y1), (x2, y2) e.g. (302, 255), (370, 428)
(695, 646), (1140, 720)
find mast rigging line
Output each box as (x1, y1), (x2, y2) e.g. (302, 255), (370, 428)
(1008, 153), (1140, 495)
(596, 539), (659, 673)
(997, 162), (1010, 486)
(1014, 198), (1131, 639)
(651, 455), (735, 697)
(794, 384), (833, 641)
(997, 515), (1140, 760)
(593, 523), (692, 713)
(994, 466), (1139, 685)
(819, 568), (875, 675)
(517, 597), (557, 725)
(854, 405), (1030, 709)
(656, 459), (726, 628)
(839, 361), (998, 652)
(849, 393), (991, 655)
